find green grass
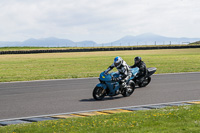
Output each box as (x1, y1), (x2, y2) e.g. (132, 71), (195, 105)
(0, 48), (200, 82)
(1, 105), (200, 133)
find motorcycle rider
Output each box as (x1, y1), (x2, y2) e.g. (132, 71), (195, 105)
(130, 56), (147, 83)
(104, 56), (132, 92)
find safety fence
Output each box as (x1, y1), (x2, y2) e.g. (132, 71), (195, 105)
(0, 45), (200, 55)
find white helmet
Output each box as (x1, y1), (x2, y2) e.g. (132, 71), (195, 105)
(114, 56), (123, 68)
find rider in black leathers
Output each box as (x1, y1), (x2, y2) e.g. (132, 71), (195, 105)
(130, 56), (147, 83)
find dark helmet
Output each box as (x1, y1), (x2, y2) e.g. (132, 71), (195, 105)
(134, 56), (142, 64)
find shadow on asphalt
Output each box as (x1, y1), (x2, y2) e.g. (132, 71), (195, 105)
(135, 87), (141, 89)
(80, 87), (142, 102)
(79, 96), (124, 102)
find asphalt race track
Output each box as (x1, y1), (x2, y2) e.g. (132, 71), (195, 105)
(0, 73), (200, 120)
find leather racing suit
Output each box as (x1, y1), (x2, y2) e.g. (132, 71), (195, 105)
(105, 60), (132, 89)
(130, 61), (147, 82)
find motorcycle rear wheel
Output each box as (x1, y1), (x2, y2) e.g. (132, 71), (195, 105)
(121, 82), (135, 97)
(138, 77), (151, 87)
(93, 87), (106, 100)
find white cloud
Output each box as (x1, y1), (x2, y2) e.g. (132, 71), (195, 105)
(0, 0), (200, 43)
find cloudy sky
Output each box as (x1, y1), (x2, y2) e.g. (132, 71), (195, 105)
(0, 0), (200, 43)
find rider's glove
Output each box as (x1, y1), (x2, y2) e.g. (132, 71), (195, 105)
(104, 70), (108, 75)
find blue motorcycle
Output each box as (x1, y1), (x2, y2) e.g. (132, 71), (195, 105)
(93, 67), (139, 100)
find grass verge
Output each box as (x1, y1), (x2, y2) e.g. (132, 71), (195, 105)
(0, 48), (200, 82)
(0, 105), (200, 133)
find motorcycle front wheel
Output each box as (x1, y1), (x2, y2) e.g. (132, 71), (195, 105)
(93, 87), (106, 100)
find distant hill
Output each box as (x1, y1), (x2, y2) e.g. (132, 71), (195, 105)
(190, 40), (200, 44)
(22, 37), (76, 47)
(104, 33), (200, 46)
(0, 41), (21, 47)
(0, 33), (200, 47)
(0, 37), (97, 47)
(75, 41), (97, 47)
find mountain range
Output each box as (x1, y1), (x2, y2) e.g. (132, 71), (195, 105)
(105, 33), (200, 46)
(0, 37), (96, 47)
(0, 33), (200, 47)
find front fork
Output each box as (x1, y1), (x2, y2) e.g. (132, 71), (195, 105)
(100, 89), (106, 96)
(96, 83), (107, 96)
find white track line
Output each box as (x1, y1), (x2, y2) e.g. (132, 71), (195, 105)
(0, 99), (199, 122)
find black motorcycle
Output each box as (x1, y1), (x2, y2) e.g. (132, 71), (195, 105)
(133, 67), (157, 87)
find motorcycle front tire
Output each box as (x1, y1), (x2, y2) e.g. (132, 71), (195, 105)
(93, 87), (106, 100)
